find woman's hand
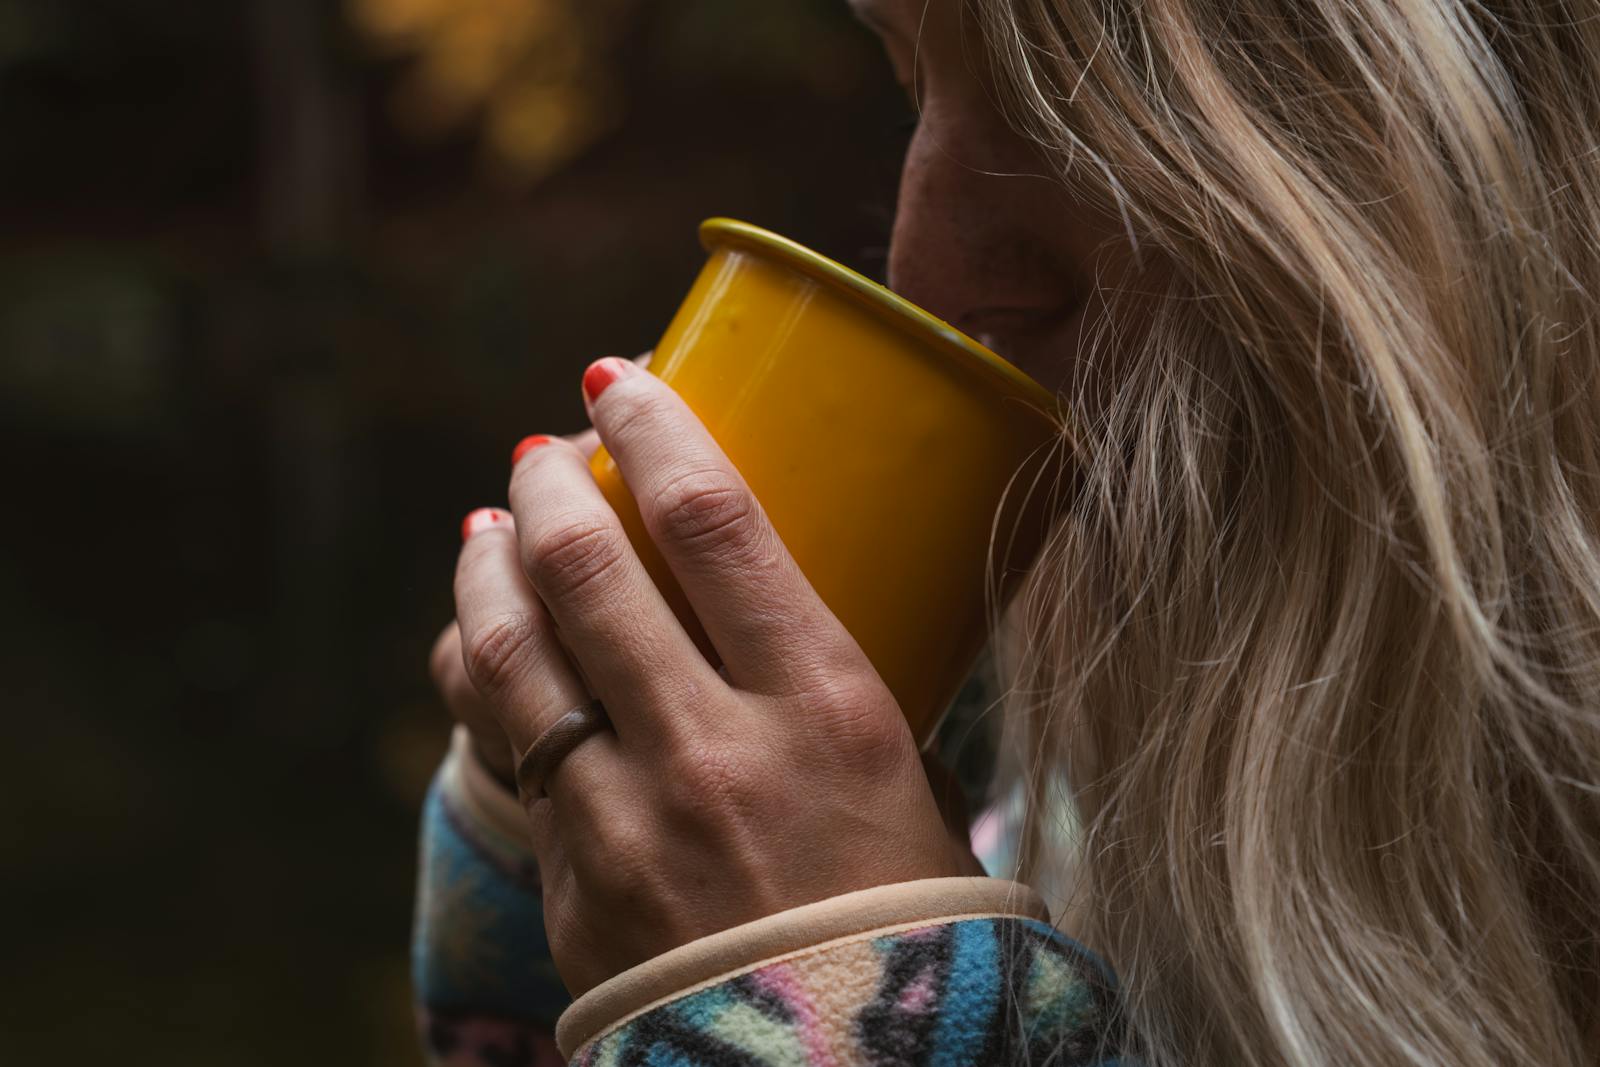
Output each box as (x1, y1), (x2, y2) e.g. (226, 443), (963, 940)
(449, 356), (972, 995)
(430, 355), (650, 785)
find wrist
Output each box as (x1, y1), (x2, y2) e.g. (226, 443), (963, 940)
(555, 876), (1050, 1058)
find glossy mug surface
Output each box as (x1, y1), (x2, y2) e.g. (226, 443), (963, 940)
(590, 219), (1061, 744)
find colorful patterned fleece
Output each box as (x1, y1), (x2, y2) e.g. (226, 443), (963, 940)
(412, 659), (1125, 1065)
(413, 755), (570, 1066)
(568, 917), (1124, 1065)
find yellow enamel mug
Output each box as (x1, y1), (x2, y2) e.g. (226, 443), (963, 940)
(589, 219), (1062, 745)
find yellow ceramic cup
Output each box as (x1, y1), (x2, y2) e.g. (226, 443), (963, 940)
(590, 219), (1062, 745)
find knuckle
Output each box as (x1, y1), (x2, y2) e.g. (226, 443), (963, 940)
(526, 514), (626, 601)
(462, 612), (542, 697)
(791, 661), (875, 712)
(652, 469), (760, 559)
(797, 673), (909, 768)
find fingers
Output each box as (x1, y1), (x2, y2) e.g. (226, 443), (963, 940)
(429, 621), (517, 782)
(581, 357), (869, 695)
(429, 622), (476, 721)
(452, 515), (642, 913)
(452, 508), (596, 758)
(567, 352), (648, 459)
(506, 439), (723, 726)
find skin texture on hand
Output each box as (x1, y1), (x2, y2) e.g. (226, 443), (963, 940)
(443, 356), (972, 996)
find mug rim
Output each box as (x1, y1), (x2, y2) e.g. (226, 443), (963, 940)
(699, 218), (1061, 419)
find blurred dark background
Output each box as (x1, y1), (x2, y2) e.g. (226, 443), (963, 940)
(1, 1), (909, 1061)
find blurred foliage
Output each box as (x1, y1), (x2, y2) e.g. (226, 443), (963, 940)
(1, 0), (910, 1064)
(346, 0), (875, 183)
(349, 0), (630, 183)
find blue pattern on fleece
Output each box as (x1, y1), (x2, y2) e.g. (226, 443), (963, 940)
(411, 768), (570, 1027)
(930, 918), (1002, 1067)
(643, 1044), (698, 1067)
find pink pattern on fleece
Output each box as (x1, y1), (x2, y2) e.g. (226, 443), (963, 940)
(896, 964), (938, 1013)
(752, 962), (842, 1067)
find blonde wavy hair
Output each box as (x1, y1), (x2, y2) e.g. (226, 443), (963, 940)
(970, 0), (1600, 1062)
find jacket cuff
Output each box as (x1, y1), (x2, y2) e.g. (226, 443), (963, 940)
(441, 724), (535, 861)
(555, 876), (1047, 1057)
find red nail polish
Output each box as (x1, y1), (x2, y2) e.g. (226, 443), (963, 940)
(461, 507), (506, 543)
(582, 358), (624, 405)
(511, 434), (552, 465)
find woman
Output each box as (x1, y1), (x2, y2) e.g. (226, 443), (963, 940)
(414, 0), (1600, 1063)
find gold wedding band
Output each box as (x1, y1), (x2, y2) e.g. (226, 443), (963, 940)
(515, 700), (610, 800)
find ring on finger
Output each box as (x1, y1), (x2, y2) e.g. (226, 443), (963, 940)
(516, 700), (612, 800)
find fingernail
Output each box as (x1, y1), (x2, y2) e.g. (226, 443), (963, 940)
(461, 507), (508, 543)
(511, 434), (552, 465)
(582, 357), (626, 405)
